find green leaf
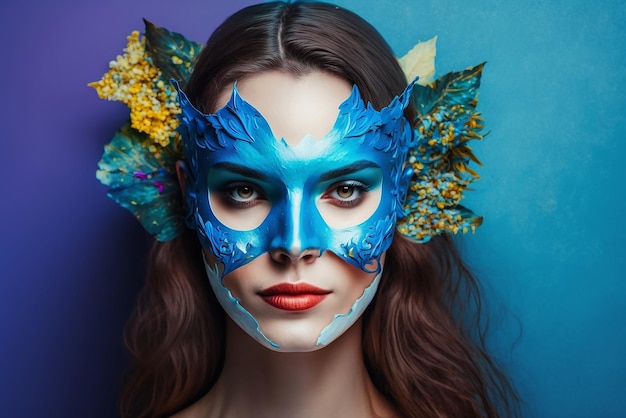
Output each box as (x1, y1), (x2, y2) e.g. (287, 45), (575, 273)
(412, 62), (485, 118)
(143, 19), (203, 84)
(96, 122), (184, 241)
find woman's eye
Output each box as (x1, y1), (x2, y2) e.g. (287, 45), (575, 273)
(336, 185), (355, 199)
(223, 183), (265, 207)
(232, 185), (255, 201)
(325, 181), (367, 208)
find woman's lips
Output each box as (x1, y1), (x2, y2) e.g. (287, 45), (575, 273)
(259, 283), (331, 311)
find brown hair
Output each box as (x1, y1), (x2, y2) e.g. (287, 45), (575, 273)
(120, 2), (520, 417)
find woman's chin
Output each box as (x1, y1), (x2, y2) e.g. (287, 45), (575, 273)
(256, 327), (327, 353)
(265, 341), (327, 353)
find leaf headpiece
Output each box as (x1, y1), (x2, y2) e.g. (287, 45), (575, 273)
(90, 21), (486, 243)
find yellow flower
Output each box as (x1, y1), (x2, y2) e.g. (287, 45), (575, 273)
(89, 31), (180, 148)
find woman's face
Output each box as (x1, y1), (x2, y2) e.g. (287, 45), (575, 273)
(208, 71), (383, 351)
(179, 70), (414, 351)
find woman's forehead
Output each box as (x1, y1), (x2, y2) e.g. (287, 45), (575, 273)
(215, 70), (352, 146)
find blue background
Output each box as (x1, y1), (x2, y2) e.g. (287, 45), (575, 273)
(1, 0), (624, 417)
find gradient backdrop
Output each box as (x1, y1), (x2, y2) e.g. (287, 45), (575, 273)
(1, 0), (624, 417)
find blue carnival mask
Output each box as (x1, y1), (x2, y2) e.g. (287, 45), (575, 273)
(176, 80), (416, 278)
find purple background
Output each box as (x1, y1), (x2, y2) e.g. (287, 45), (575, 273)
(1, 1), (625, 417)
(0, 1), (257, 416)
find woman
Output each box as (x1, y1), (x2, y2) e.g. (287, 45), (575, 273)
(96, 2), (520, 417)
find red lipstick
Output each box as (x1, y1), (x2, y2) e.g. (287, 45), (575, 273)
(259, 283), (330, 311)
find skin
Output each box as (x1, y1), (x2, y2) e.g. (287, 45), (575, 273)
(174, 71), (396, 417)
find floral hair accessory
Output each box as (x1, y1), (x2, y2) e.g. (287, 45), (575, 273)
(90, 21), (486, 243)
(90, 21), (202, 241)
(397, 62), (486, 242)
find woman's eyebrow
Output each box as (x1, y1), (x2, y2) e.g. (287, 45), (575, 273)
(212, 162), (269, 180)
(320, 160), (379, 181)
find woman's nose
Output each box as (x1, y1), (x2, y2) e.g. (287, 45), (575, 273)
(269, 247), (321, 265)
(268, 189), (322, 263)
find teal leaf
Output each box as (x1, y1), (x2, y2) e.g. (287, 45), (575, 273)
(96, 122), (184, 241)
(143, 19), (203, 84)
(411, 62), (485, 118)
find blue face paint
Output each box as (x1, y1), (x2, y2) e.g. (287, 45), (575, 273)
(176, 80), (416, 278)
